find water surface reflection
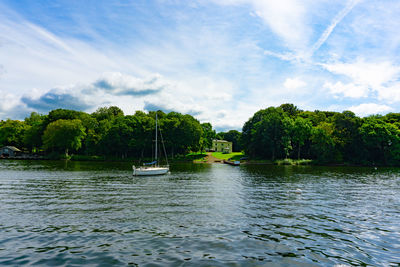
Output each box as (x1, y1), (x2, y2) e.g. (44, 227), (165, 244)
(0, 160), (399, 266)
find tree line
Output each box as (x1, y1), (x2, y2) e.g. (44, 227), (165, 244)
(1, 103), (400, 166)
(242, 104), (400, 166)
(0, 107), (216, 159)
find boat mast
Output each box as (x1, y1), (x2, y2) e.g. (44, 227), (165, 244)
(155, 112), (158, 165)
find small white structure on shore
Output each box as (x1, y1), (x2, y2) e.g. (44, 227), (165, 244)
(0, 146), (22, 158)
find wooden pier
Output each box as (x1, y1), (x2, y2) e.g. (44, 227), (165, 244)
(223, 159), (240, 166)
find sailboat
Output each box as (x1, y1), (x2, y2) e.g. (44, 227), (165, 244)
(132, 112), (170, 176)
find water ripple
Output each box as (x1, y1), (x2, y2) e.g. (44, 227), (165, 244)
(0, 161), (399, 265)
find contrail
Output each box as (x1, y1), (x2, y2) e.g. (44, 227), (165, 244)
(26, 22), (74, 54)
(311, 0), (361, 55)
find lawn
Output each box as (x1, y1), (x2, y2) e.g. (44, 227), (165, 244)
(211, 152), (244, 160)
(185, 152), (207, 161)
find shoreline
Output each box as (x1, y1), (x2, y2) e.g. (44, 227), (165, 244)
(0, 156), (392, 168)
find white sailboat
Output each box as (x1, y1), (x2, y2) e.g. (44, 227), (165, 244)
(132, 113), (169, 176)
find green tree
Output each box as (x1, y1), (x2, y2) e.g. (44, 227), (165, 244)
(281, 117), (294, 159)
(23, 112), (46, 152)
(88, 107), (123, 156)
(46, 109), (87, 123)
(359, 117), (400, 165)
(44, 109), (96, 154)
(42, 119), (86, 156)
(383, 113), (400, 124)
(130, 112), (154, 158)
(0, 119), (27, 148)
(161, 113), (181, 157)
(200, 123), (215, 152)
(91, 106), (124, 121)
(242, 107), (286, 159)
(299, 110), (327, 126)
(177, 114), (202, 153)
(160, 112), (202, 155)
(280, 103), (301, 118)
(100, 116), (137, 158)
(310, 122), (336, 163)
(331, 111), (363, 164)
(291, 117), (312, 159)
(221, 130), (242, 152)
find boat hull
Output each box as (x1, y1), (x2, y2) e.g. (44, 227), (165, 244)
(133, 166), (169, 176)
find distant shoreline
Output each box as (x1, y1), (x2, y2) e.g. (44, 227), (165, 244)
(0, 156), (393, 168)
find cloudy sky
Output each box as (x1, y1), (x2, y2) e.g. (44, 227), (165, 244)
(1, 0), (400, 131)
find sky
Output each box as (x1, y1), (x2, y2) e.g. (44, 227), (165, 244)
(1, 0), (400, 131)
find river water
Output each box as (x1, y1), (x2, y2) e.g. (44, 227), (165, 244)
(0, 160), (399, 266)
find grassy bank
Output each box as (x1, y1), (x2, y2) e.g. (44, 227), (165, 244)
(180, 152), (207, 162)
(211, 152), (244, 160)
(274, 159), (313, 165)
(191, 152), (245, 163)
(39, 152), (314, 166)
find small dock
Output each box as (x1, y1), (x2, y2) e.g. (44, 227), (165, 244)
(223, 159), (240, 166)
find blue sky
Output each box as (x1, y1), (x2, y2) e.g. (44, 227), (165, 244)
(1, 0), (400, 131)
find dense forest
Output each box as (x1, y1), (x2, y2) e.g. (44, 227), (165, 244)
(0, 107), (216, 160)
(242, 104), (400, 166)
(1, 103), (400, 166)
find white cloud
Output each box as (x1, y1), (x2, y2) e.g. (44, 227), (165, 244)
(3, 1), (400, 129)
(376, 82), (400, 103)
(213, 0), (308, 51)
(218, 0), (364, 61)
(250, 0), (308, 50)
(348, 103), (393, 117)
(0, 5), (161, 100)
(0, 6), (245, 128)
(322, 59), (400, 101)
(0, 90), (20, 112)
(322, 59), (400, 89)
(140, 75), (238, 128)
(284, 77), (307, 90)
(346, 1), (400, 58)
(323, 81), (368, 98)
(0, 64), (5, 78)
(7, 70), (243, 129)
